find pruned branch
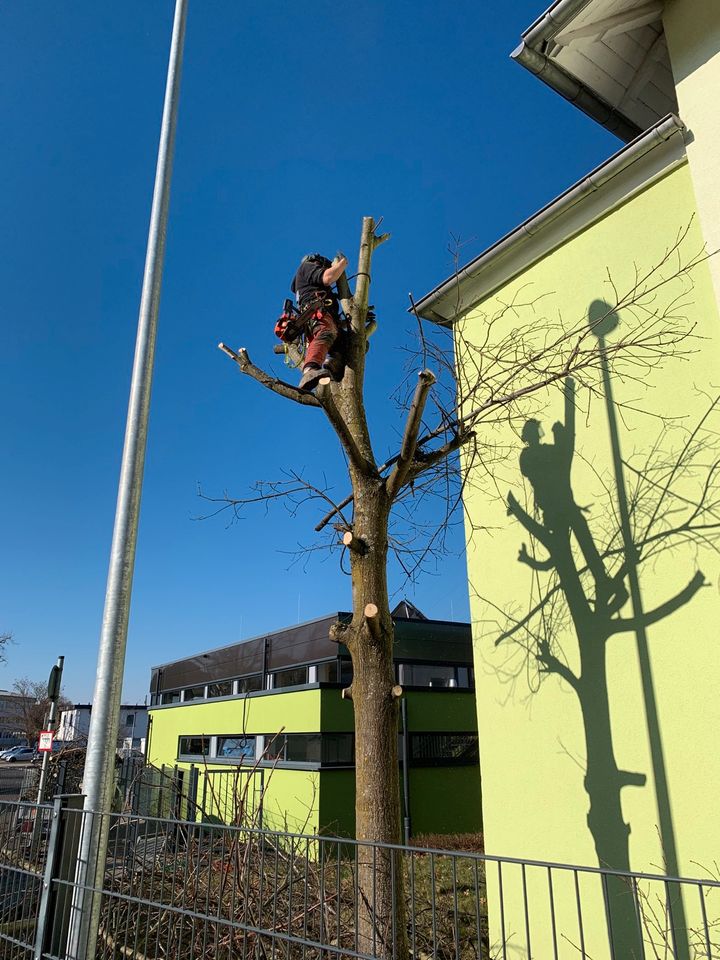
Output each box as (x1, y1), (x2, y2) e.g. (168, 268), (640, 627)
(518, 542), (554, 571)
(386, 369), (436, 500)
(619, 770), (647, 788)
(506, 492), (552, 550)
(607, 570), (706, 634)
(343, 531), (368, 555)
(365, 603), (381, 643)
(219, 344), (320, 407)
(537, 645), (580, 691)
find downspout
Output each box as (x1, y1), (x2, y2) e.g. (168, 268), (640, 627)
(400, 698), (411, 844)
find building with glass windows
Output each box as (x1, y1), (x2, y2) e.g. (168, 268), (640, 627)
(147, 603), (480, 836)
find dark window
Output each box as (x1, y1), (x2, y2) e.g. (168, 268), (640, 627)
(161, 691), (181, 705)
(178, 736), (210, 758)
(263, 733), (354, 766)
(236, 675), (263, 694)
(320, 733), (354, 765)
(125, 714), (135, 725)
(216, 735), (256, 761)
(317, 660), (353, 684)
(402, 664), (457, 688)
(183, 686), (205, 702)
(410, 733), (478, 764)
(271, 666), (308, 689)
(285, 733), (321, 763)
(400, 664), (474, 689)
(264, 733), (287, 760)
(207, 681), (233, 699)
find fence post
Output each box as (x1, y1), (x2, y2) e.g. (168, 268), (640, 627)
(33, 795), (84, 960)
(188, 764), (199, 821)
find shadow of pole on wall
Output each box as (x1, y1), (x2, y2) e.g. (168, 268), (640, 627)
(589, 299), (690, 960)
(499, 298), (710, 955)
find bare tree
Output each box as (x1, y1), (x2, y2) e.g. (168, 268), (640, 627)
(215, 217), (702, 957)
(12, 677), (71, 744)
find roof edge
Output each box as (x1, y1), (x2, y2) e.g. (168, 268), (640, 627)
(511, 42), (642, 143)
(512, 0), (650, 141)
(521, 0), (595, 47)
(150, 611), (472, 673)
(412, 114), (685, 324)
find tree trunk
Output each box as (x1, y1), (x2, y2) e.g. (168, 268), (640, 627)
(344, 477), (407, 958)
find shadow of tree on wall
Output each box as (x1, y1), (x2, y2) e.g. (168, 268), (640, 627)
(494, 303), (720, 956)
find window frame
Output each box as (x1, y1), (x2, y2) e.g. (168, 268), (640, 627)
(408, 731), (479, 766)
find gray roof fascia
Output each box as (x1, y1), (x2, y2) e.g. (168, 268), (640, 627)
(511, 43), (642, 143)
(521, 0), (596, 47)
(511, 0), (643, 142)
(412, 114), (685, 325)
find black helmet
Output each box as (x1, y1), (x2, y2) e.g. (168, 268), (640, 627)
(302, 253), (331, 268)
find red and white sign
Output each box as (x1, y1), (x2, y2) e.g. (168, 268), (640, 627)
(38, 731), (54, 753)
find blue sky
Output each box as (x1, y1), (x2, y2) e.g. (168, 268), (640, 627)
(0, 1), (617, 701)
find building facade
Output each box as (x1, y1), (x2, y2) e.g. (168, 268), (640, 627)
(0, 690), (33, 745)
(57, 703), (148, 748)
(147, 605), (481, 837)
(415, 1), (720, 956)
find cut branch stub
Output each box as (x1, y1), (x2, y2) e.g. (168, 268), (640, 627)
(342, 531), (368, 555)
(341, 686), (353, 701)
(328, 621), (349, 644)
(386, 368), (436, 500)
(364, 603), (382, 642)
(391, 685), (403, 699)
(218, 343), (320, 408)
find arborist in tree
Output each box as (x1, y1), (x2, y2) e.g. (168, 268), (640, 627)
(290, 252), (348, 391)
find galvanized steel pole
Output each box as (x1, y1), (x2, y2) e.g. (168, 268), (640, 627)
(66, 2), (188, 956)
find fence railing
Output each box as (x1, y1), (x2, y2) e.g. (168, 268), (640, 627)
(0, 796), (717, 960)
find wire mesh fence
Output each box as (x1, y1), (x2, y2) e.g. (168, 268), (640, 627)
(0, 800), (54, 960)
(0, 797), (717, 960)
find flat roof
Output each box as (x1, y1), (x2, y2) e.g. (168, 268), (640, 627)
(150, 611), (472, 694)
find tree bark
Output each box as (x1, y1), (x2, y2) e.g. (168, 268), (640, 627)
(227, 217), (409, 958)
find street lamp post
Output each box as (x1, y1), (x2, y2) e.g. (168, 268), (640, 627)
(65, 3), (188, 957)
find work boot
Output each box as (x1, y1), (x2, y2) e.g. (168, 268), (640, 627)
(298, 364), (323, 392)
(322, 354), (345, 382)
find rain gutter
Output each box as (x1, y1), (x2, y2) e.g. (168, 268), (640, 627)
(511, 0), (643, 142)
(412, 114), (685, 325)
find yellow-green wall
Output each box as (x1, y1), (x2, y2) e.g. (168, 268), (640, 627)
(148, 688), (481, 838)
(457, 161), (720, 956)
(148, 690), (324, 832)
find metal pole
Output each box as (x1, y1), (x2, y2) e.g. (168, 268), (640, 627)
(66, 3), (188, 957)
(36, 656), (65, 805)
(400, 698), (411, 845)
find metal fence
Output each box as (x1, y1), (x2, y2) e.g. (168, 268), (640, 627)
(0, 796), (717, 960)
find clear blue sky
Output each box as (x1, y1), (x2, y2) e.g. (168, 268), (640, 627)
(0, 1), (617, 701)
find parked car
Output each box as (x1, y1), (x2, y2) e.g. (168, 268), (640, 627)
(0, 745), (26, 760)
(5, 747), (35, 763)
